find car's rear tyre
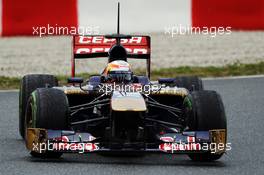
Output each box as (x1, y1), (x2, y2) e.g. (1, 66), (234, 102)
(184, 90), (227, 161)
(175, 76), (203, 91)
(25, 88), (69, 158)
(19, 74), (58, 139)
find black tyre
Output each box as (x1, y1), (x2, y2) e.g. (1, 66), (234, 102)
(19, 74), (58, 138)
(175, 76), (203, 91)
(25, 88), (69, 158)
(184, 90), (227, 161)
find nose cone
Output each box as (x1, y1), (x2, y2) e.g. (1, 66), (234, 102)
(111, 91), (146, 111)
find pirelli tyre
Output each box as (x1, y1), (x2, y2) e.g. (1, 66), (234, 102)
(184, 90), (227, 161)
(25, 88), (69, 158)
(175, 76), (203, 91)
(19, 74), (58, 138)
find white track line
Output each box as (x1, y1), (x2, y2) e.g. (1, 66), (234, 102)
(0, 89), (19, 92)
(0, 75), (264, 92)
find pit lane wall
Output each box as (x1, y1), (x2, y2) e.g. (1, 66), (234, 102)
(0, 0), (263, 36)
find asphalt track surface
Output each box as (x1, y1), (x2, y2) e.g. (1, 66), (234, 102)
(0, 77), (264, 175)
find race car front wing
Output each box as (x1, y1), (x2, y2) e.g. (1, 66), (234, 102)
(26, 128), (226, 155)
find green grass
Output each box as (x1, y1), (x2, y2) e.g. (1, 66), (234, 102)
(0, 76), (21, 90)
(0, 62), (264, 90)
(150, 61), (264, 80)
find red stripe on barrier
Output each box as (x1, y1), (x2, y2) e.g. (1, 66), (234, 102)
(2, 0), (78, 36)
(192, 0), (264, 30)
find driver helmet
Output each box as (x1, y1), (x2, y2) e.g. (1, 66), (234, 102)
(102, 60), (133, 83)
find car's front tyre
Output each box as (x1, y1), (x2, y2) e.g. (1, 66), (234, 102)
(25, 88), (69, 158)
(184, 90), (227, 161)
(19, 74), (58, 138)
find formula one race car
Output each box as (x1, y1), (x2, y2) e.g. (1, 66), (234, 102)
(19, 3), (227, 161)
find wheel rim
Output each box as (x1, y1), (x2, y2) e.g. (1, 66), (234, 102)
(24, 96), (34, 138)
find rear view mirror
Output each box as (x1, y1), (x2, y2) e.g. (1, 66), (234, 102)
(67, 77), (84, 84)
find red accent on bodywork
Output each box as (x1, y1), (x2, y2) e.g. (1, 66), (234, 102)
(75, 36), (148, 45)
(187, 136), (195, 143)
(159, 143), (202, 153)
(74, 46), (149, 54)
(73, 36), (150, 55)
(160, 137), (174, 142)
